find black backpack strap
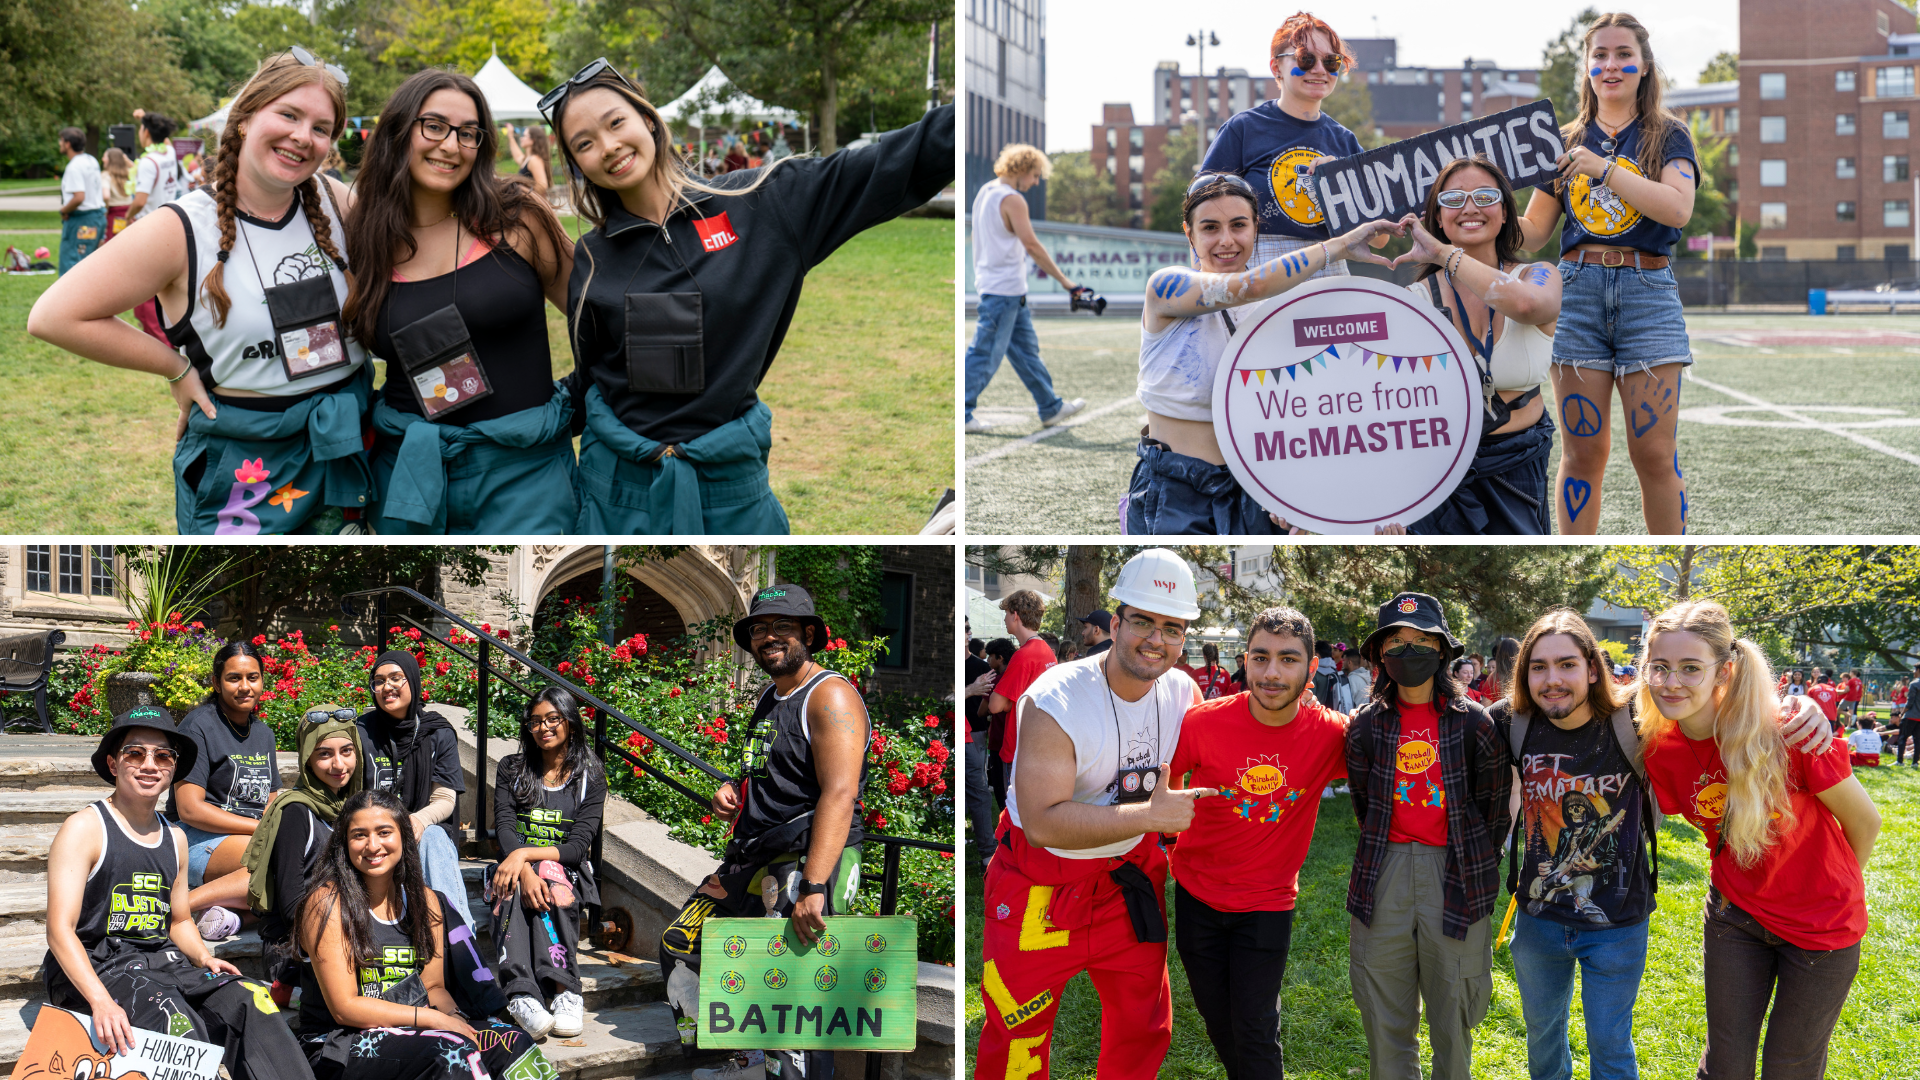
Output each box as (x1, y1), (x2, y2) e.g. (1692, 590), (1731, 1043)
(1612, 702), (1660, 893)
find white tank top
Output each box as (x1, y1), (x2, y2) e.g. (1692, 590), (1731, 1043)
(1137, 307), (1235, 421)
(1404, 278), (1553, 392)
(970, 179), (1029, 296)
(164, 186), (366, 395)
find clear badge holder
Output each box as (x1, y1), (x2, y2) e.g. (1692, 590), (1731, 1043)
(263, 272), (352, 382)
(390, 303), (492, 422)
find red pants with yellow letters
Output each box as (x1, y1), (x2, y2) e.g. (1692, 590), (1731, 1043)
(975, 813), (1172, 1080)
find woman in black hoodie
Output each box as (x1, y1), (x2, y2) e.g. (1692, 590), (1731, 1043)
(540, 59), (954, 534)
(359, 650), (475, 929)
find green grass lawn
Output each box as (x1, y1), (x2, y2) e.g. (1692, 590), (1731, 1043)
(963, 311), (1920, 534)
(0, 216), (951, 534)
(964, 762), (1920, 1078)
(0, 210), (67, 231)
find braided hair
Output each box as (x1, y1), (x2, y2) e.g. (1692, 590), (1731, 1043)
(201, 53), (349, 329)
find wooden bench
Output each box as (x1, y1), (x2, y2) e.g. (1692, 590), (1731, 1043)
(0, 629), (65, 732)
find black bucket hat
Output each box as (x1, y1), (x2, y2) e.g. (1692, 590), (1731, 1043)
(732, 583), (830, 653)
(1361, 592), (1463, 662)
(91, 705), (196, 784)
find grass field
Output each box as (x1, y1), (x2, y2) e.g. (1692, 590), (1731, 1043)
(963, 761), (1920, 1079)
(0, 216), (951, 534)
(963, 311), (1920, 534)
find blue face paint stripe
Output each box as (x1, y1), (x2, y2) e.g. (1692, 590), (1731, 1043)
(1291, 67), (1308, 77)
(1621, 64), (1639, 74)
(1590, 67), (1604, 77)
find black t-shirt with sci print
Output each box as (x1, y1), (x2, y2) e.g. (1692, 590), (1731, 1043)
(168, 703), (280, 821)
(1513, 711), (1653, 929)
(299, 900), (425, 1032)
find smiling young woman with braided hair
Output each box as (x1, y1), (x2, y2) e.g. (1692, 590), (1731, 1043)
(29, 49), (372, 534)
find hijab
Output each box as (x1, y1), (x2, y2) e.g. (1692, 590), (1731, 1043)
(242, 709), (364, 915)
(360, 649), (456, 831)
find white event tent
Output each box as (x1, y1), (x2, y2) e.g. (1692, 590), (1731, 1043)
(473, 48), (546, 121)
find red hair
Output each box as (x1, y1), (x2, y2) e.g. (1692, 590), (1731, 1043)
(1270, 11), (1354, 69)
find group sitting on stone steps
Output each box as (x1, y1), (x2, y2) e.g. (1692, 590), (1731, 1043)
(39, 583), (871, 1080)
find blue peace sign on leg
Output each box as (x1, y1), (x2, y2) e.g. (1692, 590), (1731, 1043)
(1561, 393), (1603, 437)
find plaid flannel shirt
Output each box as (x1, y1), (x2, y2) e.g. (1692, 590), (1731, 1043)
(1345, 690), (1512, 940)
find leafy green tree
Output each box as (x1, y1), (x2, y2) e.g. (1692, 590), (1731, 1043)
(1044, 150), (1126, 227)
(1322, 75), (1385, 149)
(147, 0), (261, 104)
(382, 0), (554, 86)
(0, 0), (208, 145)
(1737, 218), (1757, 259)
(1679, 114), (1730, 256)
(1539, 7), (1601, 127)
(1699, 50), (1739, 85)
(166, 545), (509, 638)
(230, 1), (405, 126)
(1146, 126), (1198, 233)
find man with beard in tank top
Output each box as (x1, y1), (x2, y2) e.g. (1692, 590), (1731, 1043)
(43, 708), (311, 1079)
(659, 584), (870, 1080)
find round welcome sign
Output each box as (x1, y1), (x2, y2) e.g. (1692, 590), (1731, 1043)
(1211, 276), (1482, 533)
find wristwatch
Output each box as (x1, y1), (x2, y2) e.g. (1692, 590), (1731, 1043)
(798, 879), (831, 898)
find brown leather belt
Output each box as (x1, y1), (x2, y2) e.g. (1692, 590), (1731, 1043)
(1565, 249), (1669, 269)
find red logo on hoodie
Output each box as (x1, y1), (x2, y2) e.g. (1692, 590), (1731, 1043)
(694, 212), (739, 253)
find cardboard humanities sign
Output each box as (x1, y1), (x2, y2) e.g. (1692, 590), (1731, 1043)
(1313, 101), (1565, 231)
(1211, 276), (1482, 533)
(698, 915), (918, 1052)
(21, 1004), (225, 1080)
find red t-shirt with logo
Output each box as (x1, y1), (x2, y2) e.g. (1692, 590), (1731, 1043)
(1385, 700), (1449, 846)
(1643, 726), (1865, 950)
(1806, 683), (1843, 723)
(1187, 664), (1235, 700)
(1169, 692), (1349, 911)
(997, 638), (1058, 764)
(1841, 677), (1863, 704)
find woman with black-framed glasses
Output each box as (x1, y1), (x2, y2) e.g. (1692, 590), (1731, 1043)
(1390, 155), (1563, 534)
(341, 69), (579, 534)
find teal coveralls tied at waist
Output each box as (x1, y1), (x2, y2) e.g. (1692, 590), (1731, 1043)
(369, 382), (579, 534)
(173, 366), (373, 535)
(574, 385), (790, 535)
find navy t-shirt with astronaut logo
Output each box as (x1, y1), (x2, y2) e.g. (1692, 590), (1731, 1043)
(1557, 117), (1697, 256)
(1200, 101), (1366, 240)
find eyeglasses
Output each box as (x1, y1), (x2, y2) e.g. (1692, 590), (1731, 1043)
(117, 745), (178, 767)
(1276, 50), (1345, 75)
(748, 620), (803, 641)
(1186, 172), (1257, 199)
(528, 711), (568, 731)
(412, 117), (484, 150)
(283, 45), (350, 87)
(372, 673), (410, 690)
(305, 708), (358, 724)
(538, 57), (644, 124)
(1122, 614), (1187, 644)
(1645, 664), (1713, 687)
(1436, 187), (1504, 209)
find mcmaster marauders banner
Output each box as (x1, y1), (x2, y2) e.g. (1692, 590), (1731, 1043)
(1312, 101), (1565, 232)
(699, 916), (918, 1051)
(1212, 277), (1481, 533)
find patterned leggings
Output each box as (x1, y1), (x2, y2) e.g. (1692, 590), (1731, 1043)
(303, 1017), (555, 1080)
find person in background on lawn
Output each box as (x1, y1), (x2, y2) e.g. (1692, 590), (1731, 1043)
(1849, 716), (1882, 768)
(1169, 606), (1350, 1079)
(976, 550), (1210, 1080)
(1898, 663), (1920, 767)
(1892, 675), (1909, 714)
(1189, 642), (1235, 700)
(172, 641), (282, 941)
(1079, 608), (1114, 657)
(359, 651), (475, 929)
(987, 589), (1058, 786)
(1786, 671), (1806, 696)
(965, 626), (999, 872)
(964, 142), (1088, 434)
(103, 147), (135, 241)
(1840, 669), (1863, 723)
(1638, 600), (1879, 1079)
(1345, 592), (1511, 1080)
(43, 708), (310, 1075)
(57, 127), (105, 275)
(983, 636), (1018, 812)
(659, 584), (870, 1080)
(1806, 673), (1843, 729)
(491, 687), (606, 1040)
(129, 109), (187, 343)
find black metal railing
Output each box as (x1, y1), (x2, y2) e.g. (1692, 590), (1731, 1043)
(342, 586), (953, 922)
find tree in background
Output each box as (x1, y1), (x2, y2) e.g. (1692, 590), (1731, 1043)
(147, 0), (262, 104)
(1045, 150), (1127, 227)
(1146, 126), (1198, 233)
(382, 0), (554, 85)
(1539, 6), (1601, 127)
(1699, 50), (1739, 85)
(1678, 113), (1731, 257)
(1322, 75), (1385, 149)
(157, 545), (507, 639)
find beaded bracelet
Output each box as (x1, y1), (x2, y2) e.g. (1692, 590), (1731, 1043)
(1319, 240), (1331, 267)
(167, 358), (192, 384)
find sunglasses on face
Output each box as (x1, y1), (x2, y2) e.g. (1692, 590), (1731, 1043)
(284, 45), (350, 87)
(1186, 172), (1257, 199)
(1384, 643), (1441, 657)
(538, 57), (644, 125)
(413, 117), (484, 150)
(1277, 50), (1345, 75)
(117, 745), (178, 767)
(1436, 187), (1504, 209)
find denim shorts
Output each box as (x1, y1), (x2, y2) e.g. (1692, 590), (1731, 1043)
(1551, 259), (1693, 374)
(177, 821), (231, 888)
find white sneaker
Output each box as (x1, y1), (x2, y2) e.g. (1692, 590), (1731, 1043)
(196, 906), (240, 942)
(1041, 398), (1087, 427)
(550, 991), (584, 1038)
(964, 417), (995, 433)
(692, 1051), (766, 1080)
(508, 995), (555, 1038)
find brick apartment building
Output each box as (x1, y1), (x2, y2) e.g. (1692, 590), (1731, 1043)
(1736, 0), (1920, 260)
(1090, 35), (1541, 228)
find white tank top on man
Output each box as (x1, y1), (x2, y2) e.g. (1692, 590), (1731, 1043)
(1006, 653), (1200, 859)
(971, 178), (1030, 297)
(164, 186), (366, 394)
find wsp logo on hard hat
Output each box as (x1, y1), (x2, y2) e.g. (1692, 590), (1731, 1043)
(1153, 579), (1177, 593)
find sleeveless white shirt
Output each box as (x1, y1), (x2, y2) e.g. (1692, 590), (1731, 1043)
(1137, 307), (1237, 421)
(164, 186), (366, 395)
(971, 179), (1029, 296)
(1404, 278), (1553, 392)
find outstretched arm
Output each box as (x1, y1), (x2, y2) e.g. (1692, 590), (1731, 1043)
(1143, 218), (1401, 323)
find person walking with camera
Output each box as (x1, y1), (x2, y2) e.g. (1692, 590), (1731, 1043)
(965, 143), (1087, 434)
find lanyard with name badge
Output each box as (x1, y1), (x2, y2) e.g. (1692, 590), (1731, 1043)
(238, 198), (353, 382)
(1104, 653), (1163, 804)
(386, 217), (493, 421)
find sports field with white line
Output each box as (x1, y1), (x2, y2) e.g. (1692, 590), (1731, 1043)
(964, 312), (1920, 535)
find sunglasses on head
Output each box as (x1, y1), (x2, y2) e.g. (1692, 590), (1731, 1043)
(283, 45), (349, 87)
(1186, 172), (1257, 199)
(1276, 50), (1345, 75)
(305, 708), (358, 724)
(539, 57), (644, 125)
(1436, 187), (1504, 209)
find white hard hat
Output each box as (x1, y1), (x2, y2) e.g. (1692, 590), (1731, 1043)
(1109, 548), (1200, 620)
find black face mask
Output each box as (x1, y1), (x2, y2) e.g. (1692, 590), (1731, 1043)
(1381, 643), (1443, 687)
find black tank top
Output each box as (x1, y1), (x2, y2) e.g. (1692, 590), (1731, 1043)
(375, 240), (555, 424)
(735, 670), (869, 859)
(299, 895), (424, 1031)
(76, 801), (178, 950)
